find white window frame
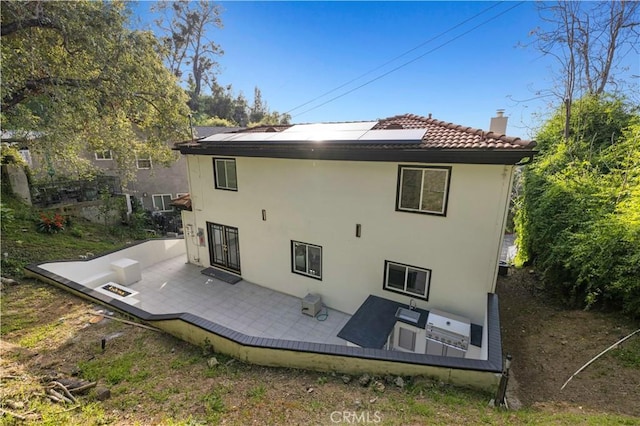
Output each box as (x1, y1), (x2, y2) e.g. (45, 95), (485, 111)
(152, 194), (173, 212)
(291, 240), (322, 280)
(136, 156), (152, 169)
(213, 158), (237, 191)
(384, 260), (431, 300)
(95, 150), (113, 160)
(396, 165), (451, 216)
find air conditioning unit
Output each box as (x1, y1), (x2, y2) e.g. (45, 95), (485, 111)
(301, 293), (322, 317)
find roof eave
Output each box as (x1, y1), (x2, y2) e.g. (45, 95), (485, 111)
(177, 145), (536, 165)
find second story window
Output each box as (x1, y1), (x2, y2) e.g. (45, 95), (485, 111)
(95, 150), (112, 160)
(213, 158), (237, 191)
(136, 156), (152, 169)
(396, 165), (451, 216)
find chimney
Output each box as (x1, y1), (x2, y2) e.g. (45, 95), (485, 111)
(489, 109), (508, 135)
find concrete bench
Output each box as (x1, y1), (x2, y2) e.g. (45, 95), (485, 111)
(110, 258), (141, 285)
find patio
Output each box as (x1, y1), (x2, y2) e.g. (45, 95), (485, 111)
(27, 239), (504, 391)
(129, 254), (351, 345)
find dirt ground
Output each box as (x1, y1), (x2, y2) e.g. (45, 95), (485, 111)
(496, 269), (640, 417)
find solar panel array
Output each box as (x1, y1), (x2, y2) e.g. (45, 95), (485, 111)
(201, 121), (426, 144)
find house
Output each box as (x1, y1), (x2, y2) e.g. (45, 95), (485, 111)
(91, 126), (243, 214)
(3, 126), (241, 216)
(174, 112), (536, 358)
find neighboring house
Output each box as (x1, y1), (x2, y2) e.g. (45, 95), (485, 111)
(3, 126), (241, 215)
(175, 113), (536, 358)
(92, 126), (242, 213)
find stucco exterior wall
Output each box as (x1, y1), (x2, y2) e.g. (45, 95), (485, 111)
(184, 155), (513, 324)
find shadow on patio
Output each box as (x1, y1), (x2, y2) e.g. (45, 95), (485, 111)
(132, 255), (351, 345)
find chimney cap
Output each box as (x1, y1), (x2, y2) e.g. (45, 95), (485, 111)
(496, 109), (505, 118)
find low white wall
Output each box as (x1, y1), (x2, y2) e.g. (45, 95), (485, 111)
(39, 239), (186, 283)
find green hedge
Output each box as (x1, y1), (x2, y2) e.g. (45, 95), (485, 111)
(516, 96), (640, 317)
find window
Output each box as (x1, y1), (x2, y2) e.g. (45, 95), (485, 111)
(291, 241), (322, 280)
(152, 194), (173, 212)
(213, 158), (237, 191)
(396, 165), (451, 215)
(95, 150), (112, 160)
(136, 156), (152, 169)
(384, 261), (431, 299)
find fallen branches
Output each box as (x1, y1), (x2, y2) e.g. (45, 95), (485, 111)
(43, 377), (98, 407)
(48, 381), (77, 404)
(0, 407), (26, 420)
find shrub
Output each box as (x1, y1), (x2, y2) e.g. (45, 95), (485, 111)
(515, 96), (640, 318)
(36, 211), (66, 234)
(0, 204), (15, 231)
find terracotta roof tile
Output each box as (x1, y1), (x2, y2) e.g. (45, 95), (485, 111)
(241, 124), (291, 133)
(372, 113), (534, 149)
(232, 114), (534, 150)
(177, 114), (535, 153)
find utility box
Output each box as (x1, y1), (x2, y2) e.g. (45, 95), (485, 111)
(301, 293), (322, 317)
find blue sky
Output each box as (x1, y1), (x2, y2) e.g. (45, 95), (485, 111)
(132, 1), (638, 139)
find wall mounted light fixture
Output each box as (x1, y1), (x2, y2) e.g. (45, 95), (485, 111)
(356, 224), (361, 238)
(262, 209), (267, 221)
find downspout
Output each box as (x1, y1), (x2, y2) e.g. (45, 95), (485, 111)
(185, 154), (203, 265)
(490, 164), (516, 293)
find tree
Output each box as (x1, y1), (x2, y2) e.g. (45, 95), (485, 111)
(249, 87), (267, 124)
(232, 92), (249, 127)
(1, 0), (191, 182)
(193, 81), (292, 127)
(153, 0), (223, 110)
(531, 1), (639, 139)
(515, 96), (640, 317)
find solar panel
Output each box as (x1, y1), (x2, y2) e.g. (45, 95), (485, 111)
(198, 122), (425, 144)
(358, 129), (426, 142)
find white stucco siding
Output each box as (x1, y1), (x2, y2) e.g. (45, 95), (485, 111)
(183, 155), (512, 324)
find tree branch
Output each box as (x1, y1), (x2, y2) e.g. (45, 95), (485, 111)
(2, 77), (99, 111)
(1, 18), (61, 37)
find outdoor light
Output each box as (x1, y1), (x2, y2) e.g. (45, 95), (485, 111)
(505, 354), (512, 372)
(356, 224), (361, 237)
(262, 209), (267, 221)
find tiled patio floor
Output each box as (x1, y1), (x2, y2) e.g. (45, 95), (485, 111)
(129, 255), (351, 345)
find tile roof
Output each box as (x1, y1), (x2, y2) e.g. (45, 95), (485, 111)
(372, 114), (534, 149)
(230, 114), (535, 150)
(175, 113), (536, 165)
